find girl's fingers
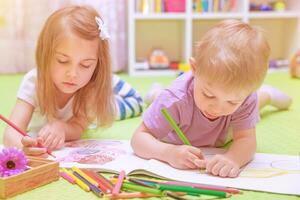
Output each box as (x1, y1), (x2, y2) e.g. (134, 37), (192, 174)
(21, 136), (37, 147)
(22, 147), (47, 156)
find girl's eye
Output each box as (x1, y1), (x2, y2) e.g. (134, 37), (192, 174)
(81, 64), (91, 69)
(203, 92), (215, 99)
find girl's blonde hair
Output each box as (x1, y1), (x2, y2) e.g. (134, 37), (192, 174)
(195, 20), (270, 93)
(36, 5), (115, 127)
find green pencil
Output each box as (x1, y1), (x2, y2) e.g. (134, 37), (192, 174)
(157, 184), (231, 198)
(161, 108), (191, 146)
(121, 182), (163, 195)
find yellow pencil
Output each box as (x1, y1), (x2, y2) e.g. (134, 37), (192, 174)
(71, 167), (99, 187)
(62, 168), (90, 192)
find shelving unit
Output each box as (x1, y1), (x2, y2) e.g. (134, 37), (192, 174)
(128, 0), (300, 76)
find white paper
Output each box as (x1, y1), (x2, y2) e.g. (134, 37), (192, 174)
(52, 139), (300, 196)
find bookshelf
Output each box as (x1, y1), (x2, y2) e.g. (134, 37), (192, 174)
(128, 0), (300, 76)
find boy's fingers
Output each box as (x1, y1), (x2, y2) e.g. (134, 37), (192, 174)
(21, 136), (37, 147)
(194, 159), (207, 168)
(189, 147), (204, 159)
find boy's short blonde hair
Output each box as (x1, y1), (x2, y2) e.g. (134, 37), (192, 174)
(195, 20), (270, 93)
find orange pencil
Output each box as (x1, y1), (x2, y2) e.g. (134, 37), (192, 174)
(82, 169), (113, 193)
(0, 113), (55, 158)
(106, 192), (159, 199)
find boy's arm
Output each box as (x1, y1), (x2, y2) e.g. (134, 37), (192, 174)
(3, 99), (34, 148)
(131, 122), (203, 169)
(131, 122), (173, 161)
(225, 128), (256, 167)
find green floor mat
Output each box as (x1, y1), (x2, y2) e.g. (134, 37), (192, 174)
(0, 71), (299, 200)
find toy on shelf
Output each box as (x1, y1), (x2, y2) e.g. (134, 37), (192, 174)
(269, 59), (289, 69)
(289, 50), (300, 78)
(149, 48), (170, 69)
(249, 0), (286, 12)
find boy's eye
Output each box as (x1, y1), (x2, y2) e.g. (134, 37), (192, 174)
(228, 101), (240, 106)
(203, 92), (215, 99)
(57, 59), (68, 64)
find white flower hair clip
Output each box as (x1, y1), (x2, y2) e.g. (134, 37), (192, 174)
(95, 16), (110, 40)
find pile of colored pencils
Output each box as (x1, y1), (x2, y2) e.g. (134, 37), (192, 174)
(60, 167), (242, 199)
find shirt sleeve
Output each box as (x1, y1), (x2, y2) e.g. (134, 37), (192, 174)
(17, 69), (37, 107)
(231, 92), (260, 132)
(143, 89), (186, 139)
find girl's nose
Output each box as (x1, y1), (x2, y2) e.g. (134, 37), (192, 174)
(66, 66), (78, 78)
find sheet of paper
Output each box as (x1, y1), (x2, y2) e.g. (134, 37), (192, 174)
(51, 139), (300, 195)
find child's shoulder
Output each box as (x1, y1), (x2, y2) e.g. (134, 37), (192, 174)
(166, 72), (194, 99)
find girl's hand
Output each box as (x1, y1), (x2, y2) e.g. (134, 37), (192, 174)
(166, 145), (205, 170)
(21, 136), (47, 157)
(38, 120), (66, 150)
(197, 154), (240, 178)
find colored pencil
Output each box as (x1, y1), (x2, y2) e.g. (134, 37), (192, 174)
(106, 192), (159, 199)
(112, 170), (126, 195)
(164, 180), (241, 194)
(0, 113), (55, 158)
(122, 182), (163, 195)
(82, 169), (111, 193)
(63, 169), (90, 192)
(73, 171), (103, 197)
(157, 183), (231, 197)
(128, 178), (155, 188)
(59, 171), (76, 184)
(161, 108), (191, 145)
(71, 167), (98, 187)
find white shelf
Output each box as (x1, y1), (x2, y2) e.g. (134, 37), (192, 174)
(192, 13), (243, 20)
(134, 13), (186, 20)
(128, 0), (300, 76)
(249, 11), (300, 19)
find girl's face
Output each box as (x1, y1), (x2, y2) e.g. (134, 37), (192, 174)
(193, 76), (249, 120)
(51, 33), (98, 97)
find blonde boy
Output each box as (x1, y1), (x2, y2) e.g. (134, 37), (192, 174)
(131, 20), (271, 177)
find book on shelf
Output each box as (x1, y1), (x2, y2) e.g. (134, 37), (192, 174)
(193, 0), (237, 13)
(50, 139), (300, 195)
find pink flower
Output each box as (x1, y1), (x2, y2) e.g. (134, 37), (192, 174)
(0, 147), (28, 177)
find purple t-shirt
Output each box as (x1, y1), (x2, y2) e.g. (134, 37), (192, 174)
(143, 72), (260, 147)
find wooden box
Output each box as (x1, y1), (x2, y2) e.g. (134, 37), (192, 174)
(0, 157), (59, 199)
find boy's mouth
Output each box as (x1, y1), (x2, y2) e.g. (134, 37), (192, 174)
(203, 111), (219, 119)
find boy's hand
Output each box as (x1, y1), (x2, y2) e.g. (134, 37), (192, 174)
(21, 136), (47, 157)
(38, 120), (66, 150)
(196, 154), (240, 178)
(166, 145), (205, 170)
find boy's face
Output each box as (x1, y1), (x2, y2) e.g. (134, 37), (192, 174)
(193, 76), (249, 120)
(51, 33), (98, 97)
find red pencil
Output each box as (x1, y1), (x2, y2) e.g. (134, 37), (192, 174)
(0, 113), (55, 158)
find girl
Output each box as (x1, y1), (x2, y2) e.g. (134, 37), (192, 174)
(3, 5), (143, 156)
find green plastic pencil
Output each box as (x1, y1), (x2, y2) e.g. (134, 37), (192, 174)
(157, 184), (231, 198)
(161, 108), (191, 146)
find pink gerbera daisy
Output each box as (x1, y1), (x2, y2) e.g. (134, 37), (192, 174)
(0, 147), (28, 177)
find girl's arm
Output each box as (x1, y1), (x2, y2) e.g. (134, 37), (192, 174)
(113, 75), (143, 120)
(3, 99), (34, 148)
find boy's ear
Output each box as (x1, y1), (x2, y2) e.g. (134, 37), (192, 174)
(189, 57), (197, 75)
